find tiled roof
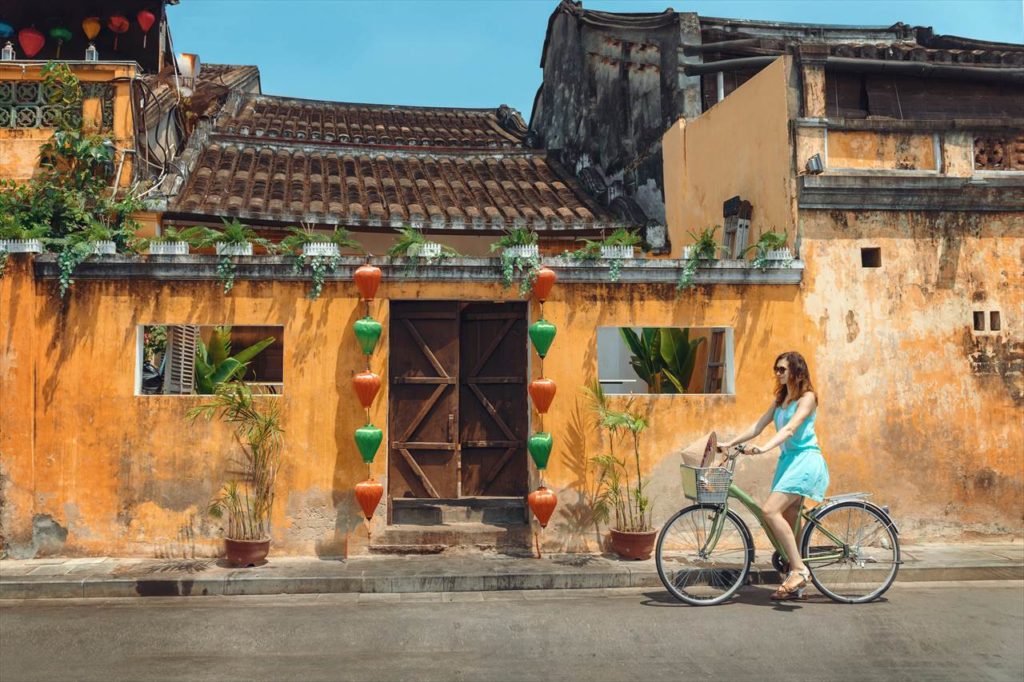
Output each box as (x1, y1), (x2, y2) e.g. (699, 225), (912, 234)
(166, 95), (621, 232)
(141, 64), (261, 128)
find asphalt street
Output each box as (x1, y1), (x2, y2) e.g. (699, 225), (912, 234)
(1, 581), (1022, 682)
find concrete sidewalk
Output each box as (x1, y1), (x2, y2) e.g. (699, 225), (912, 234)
(1, 542), (1021, 600)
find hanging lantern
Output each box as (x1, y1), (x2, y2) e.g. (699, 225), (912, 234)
(17, 28), (45, 58)
(528, 319), (557, 359)
(136, 9), (157, 48)
(354, 424), (383, 464)
(354, 478), (384, 520)
(352, 371), (381, 409)
(82, 17), (101, 41)
(532, 267), (557, 302)
(48, 27), (72, 58)
(0, 23), (15, 41)
(528, 486), (558, 528)
(353, 316), (383, 356)
(354, 263), (382, 301)
(527, 432), (553, 470)
(528, 378), (557, 414)
(107, 15), (130, 50)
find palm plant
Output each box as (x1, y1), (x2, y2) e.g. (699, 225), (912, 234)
(188, 218), (272, 293)
(280, 224), (364, 300)
(491, 227), (541, 296)
(619, 328), (665, 393)
(194, 326), (276, 394)
(188, 381), (282, 541)
(659, 328), (705, 393)
(677, 226), (724, 291)
(743, 229), (790, 269)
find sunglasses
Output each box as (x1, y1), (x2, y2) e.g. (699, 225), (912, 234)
(774, 366), (788, 374)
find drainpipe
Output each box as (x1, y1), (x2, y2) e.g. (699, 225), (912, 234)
(683, 56), (778, 76)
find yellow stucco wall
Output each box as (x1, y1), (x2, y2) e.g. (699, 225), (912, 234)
(0, 63), (136, 184)
(663, 56), (797, 258)
(827, 131), (938, 171)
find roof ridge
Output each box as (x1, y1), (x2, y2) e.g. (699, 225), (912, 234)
(244, 93), (507, 115)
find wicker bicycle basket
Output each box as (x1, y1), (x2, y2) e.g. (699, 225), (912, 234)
(680, 464), (733, 504)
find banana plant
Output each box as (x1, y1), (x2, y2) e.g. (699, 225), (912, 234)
(619, 327), (664, 393)
(659, 328), (706, 393)
(194, 326), (276, 395)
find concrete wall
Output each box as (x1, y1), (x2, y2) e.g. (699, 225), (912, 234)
(663, 57), (797, 259)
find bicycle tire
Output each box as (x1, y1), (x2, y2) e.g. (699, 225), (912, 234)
(656, 504), (754, 606)
(801, 501), (900, 603)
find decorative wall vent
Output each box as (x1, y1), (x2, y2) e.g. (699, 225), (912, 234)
(0, 81), (113, 130)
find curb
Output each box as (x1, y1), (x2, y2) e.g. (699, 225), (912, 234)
(2, 563), (1021, 601)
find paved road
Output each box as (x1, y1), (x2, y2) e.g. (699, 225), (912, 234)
(2, 581), (1022, 682)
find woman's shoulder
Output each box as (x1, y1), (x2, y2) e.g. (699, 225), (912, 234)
(798, 391), (818, 408)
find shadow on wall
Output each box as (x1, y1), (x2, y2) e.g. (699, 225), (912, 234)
(551, 397), (602, 552)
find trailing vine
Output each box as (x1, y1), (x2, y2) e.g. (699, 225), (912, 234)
(676, 226), (723, 292)
(499, 251), (541, 297)
(292, 253), (342, 300)
(216, 256), (238, 294)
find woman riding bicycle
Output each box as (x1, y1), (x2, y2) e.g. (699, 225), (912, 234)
(718, 351), (829, 601)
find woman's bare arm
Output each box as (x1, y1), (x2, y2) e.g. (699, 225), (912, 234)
(752, 392), (816, 453)
(719, 402), (776, 449)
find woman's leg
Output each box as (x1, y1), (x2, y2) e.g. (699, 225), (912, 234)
(764, 491), (807, 573)
(781, 497), (803, 537)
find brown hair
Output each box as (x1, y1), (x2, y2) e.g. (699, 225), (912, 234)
(773, 351), (817, 406)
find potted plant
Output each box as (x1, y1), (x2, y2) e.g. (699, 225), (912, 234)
(619, 327), (705, 394)
(188, 380), (283, 567)
(386, 226), (458, 275)
(143, 226), (195, 256)
(279, 224), (365, 300)
(677, 226), (724, 291)
(47, 221), (133, 297)
(0, 224), (47, 279)
(586, 381), (655, 560)
(744, 229), (792, 269)
(490, 227), (540, 296)
(188, 218), (273, 293)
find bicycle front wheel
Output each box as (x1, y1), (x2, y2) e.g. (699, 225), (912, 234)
(801, 501), (900, 603)
(656, 504), (753, 606)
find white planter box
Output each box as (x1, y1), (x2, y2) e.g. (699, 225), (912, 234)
(0, 239), (43, 254)
(302, 242), (340, 257)
(408, 242), (442, 258)
(148, 241), (190, 256)
(215, 242), (253, 256)
(601, 244), (635, 260)
(765, 248), (792, 261)
(92, 241), (116, 256)
(504, 244), (539, 259)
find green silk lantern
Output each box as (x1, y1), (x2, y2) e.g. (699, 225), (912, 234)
(527, 432), (553, 470)
(355, 424), (384, 464)
(528, 319), (557, 359)
(354, 316), (382, 356)
(48, 27), (72, 58)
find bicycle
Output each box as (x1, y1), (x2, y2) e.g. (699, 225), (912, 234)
(655, 433), (901, 606)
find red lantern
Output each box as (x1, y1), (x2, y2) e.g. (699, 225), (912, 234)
(107, 15), (130, 50)
(532, 267), (557, 302)
(136, 9), (157, 48)
(528, 486), (558, 528)
(355, 478), (384, 520)
(354, 263), (382, 301)
(528, 378), (557, 414)
(17, 28), (45, 58)
(352, 371), (381, 409)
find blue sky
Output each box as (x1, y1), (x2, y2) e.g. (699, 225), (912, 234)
(168, 1), (1024, 116)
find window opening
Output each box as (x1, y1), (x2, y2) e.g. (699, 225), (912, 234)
(990, 311), (1001, 332)
(973, 312), (986, 332)
(597, 327), (734, 395)
(861, 247), (882, 268)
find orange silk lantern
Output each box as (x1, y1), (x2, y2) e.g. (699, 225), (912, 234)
(355, 478), (384, 520)
(136, 9), (156, 47)
(528, 378), (557, 414)
(354, 263), (382, 301)
(107, 15), (129, 50)
(532, 266), (557, 302)
(82, 17), (101, 41)
(528, 486), (558, 528)
(352, 371), (381, 409)
(17, 28), (45, 58)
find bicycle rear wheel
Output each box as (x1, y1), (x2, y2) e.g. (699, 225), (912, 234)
(801, 501), (900, 603)
(656, 504), (753, 606)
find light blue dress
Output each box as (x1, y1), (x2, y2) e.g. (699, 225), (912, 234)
(770, 399), (830, 502)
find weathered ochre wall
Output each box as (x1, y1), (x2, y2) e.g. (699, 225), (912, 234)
(663, 57), (796, 258)
(827, 131), (937, 171)
(0, 63), (137, 184)
(1, 258), (814, 557)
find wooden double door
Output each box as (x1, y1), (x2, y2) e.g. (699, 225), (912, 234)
(388, 301), (528, 500)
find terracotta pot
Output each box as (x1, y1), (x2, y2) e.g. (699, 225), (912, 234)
(352, 370), (381, 408)
(528, 486), (558, 528)
(528, 377), (557, 414)
(224, 538), (270, 567)
(354, 263), (382, 301)
(355, 478), (384, 520)
(532, 267), (557, 302)
(609, 529), (657, 560)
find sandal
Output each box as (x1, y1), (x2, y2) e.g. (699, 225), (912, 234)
(771, 568), (810, 601)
